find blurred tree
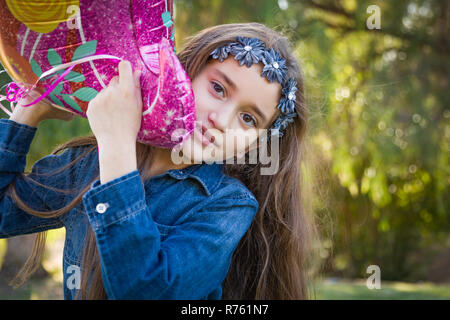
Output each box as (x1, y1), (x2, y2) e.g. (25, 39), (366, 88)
(0, 234), (48, 298)
(294, 0), (449, 281)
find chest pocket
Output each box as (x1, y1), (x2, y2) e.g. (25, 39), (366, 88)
(154, 222), (176, 241)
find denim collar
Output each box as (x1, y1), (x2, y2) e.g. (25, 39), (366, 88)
(145, 162), (225, 197)
(92, 147), (224, 197)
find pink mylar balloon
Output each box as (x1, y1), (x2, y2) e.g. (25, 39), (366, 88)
(0, 0), (196, 148)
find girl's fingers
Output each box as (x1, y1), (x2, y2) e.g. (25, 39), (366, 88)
(134, 70), (141, 89)
(134, 70), (143, 109)
(109, 76), (119, 86)
(118, 60), (134, 88)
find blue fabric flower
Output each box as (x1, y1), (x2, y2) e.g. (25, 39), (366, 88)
(270, 111), (297, 137)
(229, 36), (266, 68)
(210, 43), (234, 62)
(261, 48), (287, 84)
(278, 77), (298, 113)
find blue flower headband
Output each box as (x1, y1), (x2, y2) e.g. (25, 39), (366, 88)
(210, 36), (298, 141)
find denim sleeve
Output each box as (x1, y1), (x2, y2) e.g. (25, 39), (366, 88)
(0, 118), (80, 237)
(81, 169), (259, 299)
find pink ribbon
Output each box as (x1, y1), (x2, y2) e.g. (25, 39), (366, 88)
(5, 64), (76, 108)
(0, 53), (122, 116)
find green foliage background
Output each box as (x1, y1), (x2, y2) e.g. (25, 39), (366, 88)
(1, 0), (449, 284)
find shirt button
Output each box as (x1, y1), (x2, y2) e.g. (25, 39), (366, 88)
(96, 203), (109, 214)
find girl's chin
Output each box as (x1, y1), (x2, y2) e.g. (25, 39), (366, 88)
(179, 147), (228, 164)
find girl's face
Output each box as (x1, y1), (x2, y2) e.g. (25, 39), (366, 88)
(175, 57), (282, 163)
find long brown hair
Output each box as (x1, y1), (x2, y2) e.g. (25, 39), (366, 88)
(6, 22), (322, 299)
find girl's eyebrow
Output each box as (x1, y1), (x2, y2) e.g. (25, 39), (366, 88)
(212, 68), (269, 124)
(213, 68), (236, 91)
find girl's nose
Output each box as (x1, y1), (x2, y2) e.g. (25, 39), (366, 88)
(209, 109), (232, 132)
(208, 111), (223, 132)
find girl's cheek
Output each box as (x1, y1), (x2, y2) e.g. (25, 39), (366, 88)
(197, 97), (219, 119)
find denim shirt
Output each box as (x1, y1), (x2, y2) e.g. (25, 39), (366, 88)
(0, 118), (259, 299)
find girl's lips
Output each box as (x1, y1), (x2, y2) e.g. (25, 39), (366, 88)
(194, 126), (213, 146)
(202, 125), (217, 143)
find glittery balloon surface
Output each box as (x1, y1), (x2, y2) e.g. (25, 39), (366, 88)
(0, 0), (196, 148)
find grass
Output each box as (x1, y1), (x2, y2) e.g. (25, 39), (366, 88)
(0, 277), (449, 300)
(314, 278), (450, 300)
(0, 276), (63, 300)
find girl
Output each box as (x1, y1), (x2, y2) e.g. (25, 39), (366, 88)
(0, 22), (319, 299)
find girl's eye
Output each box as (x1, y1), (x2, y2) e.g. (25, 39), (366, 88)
(210, 81), (257, 128)
(241, 113), (257, 128)
(211, 81), (225, 97)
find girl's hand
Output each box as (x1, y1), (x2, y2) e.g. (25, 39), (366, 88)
(86, 60), (142, 146)
(9, 89), (75, 127)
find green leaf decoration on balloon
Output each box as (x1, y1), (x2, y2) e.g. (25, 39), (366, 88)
(30, 58), (42, 77)
(49, 93), (63, 107)
(61, 94), (83, 113)
(171, 29), (176, 54)
(47, 48), (62, 66)
(72, 40), (98, 61)
(52, 83), (63, 95)
(32, 43), (93, 89)
(73, 87), (98, 101)
(161, 11), (173, 28)
(64, 71), (85, 82)
(42, 70), (85, 83)
(41, 69), (64, 80)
